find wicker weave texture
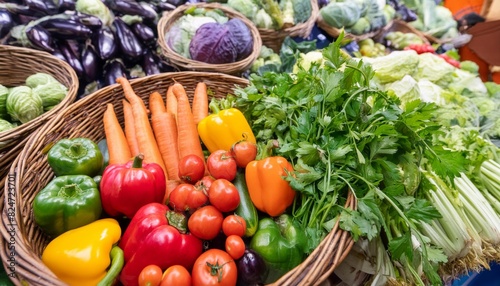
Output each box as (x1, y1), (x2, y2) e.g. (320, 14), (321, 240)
(259, 0), (319, 52)
(0, 71), (355, 286)
(157, 3), (262, 75)
(0, 45), (78, 184)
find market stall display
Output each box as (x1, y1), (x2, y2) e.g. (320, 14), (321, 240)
(157, 3), (262, 75)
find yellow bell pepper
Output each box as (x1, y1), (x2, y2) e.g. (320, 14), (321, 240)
(42, 218), (123, 286)
(198, 107), (256, 153)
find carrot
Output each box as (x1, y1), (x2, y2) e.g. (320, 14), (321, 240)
(192, 82), (208, 125)
(122, 100), (140, 157)
(151, 111), (180, 181)
(116, 77), (167, 179)
(165, 85), (177, 120)
(103, 103), (132, 165)
(149, 91), (166, 116)
(171, 83), (206, 164)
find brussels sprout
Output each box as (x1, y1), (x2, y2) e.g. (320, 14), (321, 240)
(25, 73), (59, 88)
(32, 82), (67, 110)
(6, 86), (43, 124)
(0, 119), (14, 133)
(0, 84), (9, 120)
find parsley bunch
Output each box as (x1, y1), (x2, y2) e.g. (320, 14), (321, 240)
(222, 34), (466, 284)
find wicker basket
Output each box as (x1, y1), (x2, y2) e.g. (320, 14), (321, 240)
(0, 71), (355, 286)
(0, 45), (78, 187)
(258, 0), (319, 52)
(316, 14), (384, 42)
(157, 3), (262, 75)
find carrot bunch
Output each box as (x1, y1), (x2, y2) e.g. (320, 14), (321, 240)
(102, 77), (209, 202)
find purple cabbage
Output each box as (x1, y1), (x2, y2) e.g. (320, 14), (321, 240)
(189, 18), (253, 64)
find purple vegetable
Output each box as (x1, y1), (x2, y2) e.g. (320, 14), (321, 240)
(142, 49), (161, 76)
(0, 10), (14, 39)
(70, 12), (103, 30)
(131, 22), (155, 45)
(93, 26), (117, 60)
(103, 58), (128, 86)
(237, 249), (267, 285)
(25, 0), (58, 15)
(189, 18), (253, 64)
(112, 17), (144, 60)
(81, 43), (101, 82)
(226, 18), (253, 61)
(106, 0), (156, 21)
(25, 25), (55, 52)
(41, 18), (93, 40)
(58, 0), (76, 11)
(59, 39), (84, 78)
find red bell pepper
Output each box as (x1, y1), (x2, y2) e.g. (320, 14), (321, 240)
(119, 202), (203, 286)
(100, 154), (166, 219)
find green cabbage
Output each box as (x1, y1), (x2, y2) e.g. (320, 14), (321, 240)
(348, 17), (371, 35)
(6, 86), (43, 124)
(33, 83), (67, 110)
(292, 0), (312, 23)
(413, 53), (455, 86)
(0, 119), (14, 133)
(320, 2), (362, 28)
(363, 50), (420, 84)
(26, 73), (67, 110)
(227, 0), (259, 20)
(0, 84), (9, 120)
(25, 73), (59, 88)
(416, 79), (447, 106)
(448, 69), (488, 97)
(460, 61), (480, 75)
(384, 75), (421, 108)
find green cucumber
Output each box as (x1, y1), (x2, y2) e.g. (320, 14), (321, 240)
(233, 169), (259, 237)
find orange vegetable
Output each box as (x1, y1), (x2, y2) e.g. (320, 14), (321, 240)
(165, 85), (177, 120)
(123, 100), (140, 157)
(116, 77), (167, 179)
(103, 103), (131, 165)
(191, 82), (208, 126)
(245, 156), (296, 217)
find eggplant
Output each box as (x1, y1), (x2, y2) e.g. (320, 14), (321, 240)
(2, 3), (37, 16)
(106, 0), (156, 21)
(112, 17), (144, 60)
(93, 26), (117, 60)
(70, 12), (103, 30)
(237, 249), (267, 286)
(131, 22), (155, 45)
(81, 43), (101, 82)
(41, 18), (93, 40)
(58, 0), (76, 11)
(24, 0), (58, 15)
(0, 9), (13, 39)
(59, 39), (84, 78)
(51, 47), (67, 62)
(25, 25), (55, 52)
(156, 1), (176, 12)
(103, 58), (128, 86)
(141, 49), (161, 76)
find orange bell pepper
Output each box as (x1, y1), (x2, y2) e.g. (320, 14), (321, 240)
(245, 156), (296, 217)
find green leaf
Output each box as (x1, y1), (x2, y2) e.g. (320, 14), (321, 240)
(426, 246), (448, 264)
(406, 199), (442, 223)
(388, 231), (413, 261)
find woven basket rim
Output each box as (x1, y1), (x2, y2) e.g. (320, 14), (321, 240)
(316, 14), (385, 41)
(0, 71), (355, 286)
(157, 3), (262, 75)
(0, 45), (78, 142)
(374, 19), (431, 45)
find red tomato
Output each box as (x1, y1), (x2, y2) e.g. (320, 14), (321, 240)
(222, 215), (246, 237)
(194, 175), (215, 194)
(192, 249), (237, 286)
(161, 265), (191, 286)
(188, 205), (223, 240)
(207, 150), (237, 181)
(169, 183), (208, 212)
(225, 235), (245, 260)
(231, 141), (257, 168)
(138, 264), (163, 286)
(208, 179), (240, 213)
(178, 154), (205, 184)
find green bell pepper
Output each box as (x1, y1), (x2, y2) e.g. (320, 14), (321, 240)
(249, 214), (307, 284)
(47, 137), (103, 177)
(33, 175), (102, 238)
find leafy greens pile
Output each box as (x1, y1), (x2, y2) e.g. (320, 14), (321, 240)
(217, 34), (467, 285)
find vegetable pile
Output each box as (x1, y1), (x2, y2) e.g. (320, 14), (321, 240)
(0, 73), (67, 133)
(208, 0), (313, 30)
(166, 7), (254, 64)
(1, 0), (190, 98)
